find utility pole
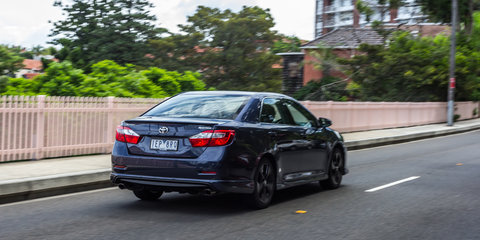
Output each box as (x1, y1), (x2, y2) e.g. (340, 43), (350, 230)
(447, 0), (458, 126)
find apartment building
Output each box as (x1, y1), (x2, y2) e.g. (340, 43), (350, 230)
(315, 0), (426, 37)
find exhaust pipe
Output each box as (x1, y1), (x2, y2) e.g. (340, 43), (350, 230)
(202, 189), (216, 196)
(118, 183), (126, 190)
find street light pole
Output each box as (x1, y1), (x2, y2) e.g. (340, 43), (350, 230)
(447, 0), (458, 126)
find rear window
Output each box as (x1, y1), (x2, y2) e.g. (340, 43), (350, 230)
(143, 94), (250, 120)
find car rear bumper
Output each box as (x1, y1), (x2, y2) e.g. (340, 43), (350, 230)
(110, 172), (254, 194)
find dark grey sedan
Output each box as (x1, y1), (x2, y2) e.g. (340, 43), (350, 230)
(111, 91), (348, 209)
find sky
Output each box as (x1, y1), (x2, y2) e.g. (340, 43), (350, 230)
(0, 0), (316, 48)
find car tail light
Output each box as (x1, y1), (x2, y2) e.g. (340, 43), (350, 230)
(116, 125), (141, 144)
(189, 130), (235, 147)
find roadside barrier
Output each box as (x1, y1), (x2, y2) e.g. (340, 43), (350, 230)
(0, 95), (478, 162)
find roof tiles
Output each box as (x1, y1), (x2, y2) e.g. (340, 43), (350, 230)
(22, 59), (43, 70)
(302, 28), (385, 49)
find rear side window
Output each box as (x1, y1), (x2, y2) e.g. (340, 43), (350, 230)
(144, 94), (250, 120)
(260, 98), (286, 124)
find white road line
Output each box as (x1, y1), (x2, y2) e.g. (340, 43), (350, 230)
(365, 176), (421, 192)
(0, 187), (117, 208)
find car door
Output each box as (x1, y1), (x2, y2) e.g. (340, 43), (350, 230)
(281, 100), (329, 178)
(258, 98), (299, 177)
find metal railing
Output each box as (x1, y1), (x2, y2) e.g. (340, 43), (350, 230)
(324, 4), (354, 13)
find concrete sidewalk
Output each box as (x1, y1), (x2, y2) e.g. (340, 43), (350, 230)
(1, 118), (480, 203)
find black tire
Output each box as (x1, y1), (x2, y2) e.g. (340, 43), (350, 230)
(247, 159), (276, 209)
(320, 148), (344, 189)
(133, 189), (163, 201)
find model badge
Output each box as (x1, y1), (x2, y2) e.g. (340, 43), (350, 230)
(158, 126), (169, 134)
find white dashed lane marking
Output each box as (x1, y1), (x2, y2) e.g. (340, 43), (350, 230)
(365, 176), (421, 193)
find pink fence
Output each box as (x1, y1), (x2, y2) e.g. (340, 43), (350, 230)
(302, 101), (480, 132)
(0, 96), (160, 162)
(0, 95), (478, 162)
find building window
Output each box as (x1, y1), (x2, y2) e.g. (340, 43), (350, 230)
(340, 12), (353, 22)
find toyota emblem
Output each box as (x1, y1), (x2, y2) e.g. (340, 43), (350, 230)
(158, 126), (169, 134)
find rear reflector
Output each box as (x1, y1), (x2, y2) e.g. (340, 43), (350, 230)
(116, 125), (141, 144)
(189, 130), (235, 147)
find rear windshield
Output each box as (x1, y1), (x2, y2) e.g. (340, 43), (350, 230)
(143, 94), (250, 120)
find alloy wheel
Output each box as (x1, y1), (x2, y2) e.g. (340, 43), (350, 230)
(255, 161), (275, 204)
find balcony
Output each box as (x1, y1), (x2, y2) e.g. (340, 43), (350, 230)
(323, 19), (336, 27)
(323, 5), (354, 13)
(323, 19), (354, 28)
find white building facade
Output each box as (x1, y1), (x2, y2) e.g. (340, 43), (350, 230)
(315, 0), (426, 37)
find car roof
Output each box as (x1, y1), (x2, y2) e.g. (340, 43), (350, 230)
(180, 91), (291, 99)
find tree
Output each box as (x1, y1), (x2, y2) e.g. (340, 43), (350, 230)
(141, 67), (180, 96)
(148, 32), (204, 72)
(416, 0), (480, 34)
(34, 61), (87, 96)
(293, 76), (348, 101)
(0, 45), (24, 76)
(2, 78), (37, 96)
(31, 45), (44, 56)
(271, 35), (302, 54)
(340, 30), (480, 101)
(142, 67), (206, 95)
(50, 0), (164, 70)
(173, 6), (282, 92)
(0, 76), (8, 93)
(81, 60), (163, 97)
(1, 59), (207, 97)
(176, 71), (206, 92)
(356, 0), (405, 22)
(356, 0), (405, 42)
(293, 43), (349, 101)
(306, 43), (342, 78)
(356, 0), (375, 22)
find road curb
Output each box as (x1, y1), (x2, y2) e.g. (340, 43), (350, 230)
(0, 169), (112, 204)
(345, 124), (480, 150)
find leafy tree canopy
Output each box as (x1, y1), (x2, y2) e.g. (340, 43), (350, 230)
(149, 6), (282, 92)
(50, 0), (166, 70)
(35, 61), (86, 96)
(356, 0), (405, 22)
(0, 60), (206, 98)
(147, 32), (204, 72)
(0, 45), (24, 76)
(294, 76), (348, 101)
(416, 0), (480, 34)
(1, 77), (37, 96)
(271, 35), (303, 54)
(340, 29), (480, 101)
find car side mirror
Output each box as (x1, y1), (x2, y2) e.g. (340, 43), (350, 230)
(318, 117), (332, 128)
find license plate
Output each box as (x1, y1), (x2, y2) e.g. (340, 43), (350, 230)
(150, 139), (179, 151)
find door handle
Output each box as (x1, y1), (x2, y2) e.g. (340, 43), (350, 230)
(304, 128), (315, 135)
(268, 131), (277, 137)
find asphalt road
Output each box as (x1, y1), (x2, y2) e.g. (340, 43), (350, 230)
(1, 131), (480, 240)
